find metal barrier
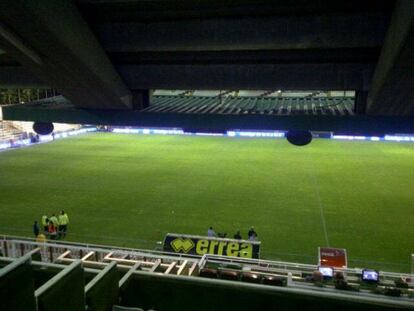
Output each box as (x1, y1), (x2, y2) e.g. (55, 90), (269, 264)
(200, 254), (414, 287)
(1, 235), (200, 276)
(2, 235), (413, 280)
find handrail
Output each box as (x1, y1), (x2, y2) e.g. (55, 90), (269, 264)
(1, 234), (200, 261)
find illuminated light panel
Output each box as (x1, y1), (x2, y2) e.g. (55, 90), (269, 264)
(332, 135), (366, 140)
(234, 131), (285, 138)
(384, 135), (414, 142)
(354, 136), (367, 140)
(113, 128), (184, 135)
(112, 128), (127, 133)
(112, 128), (285, 138)
(39, 135), (53, 142)
(333, 134), (414, 142)
(193, 133), (224, 136)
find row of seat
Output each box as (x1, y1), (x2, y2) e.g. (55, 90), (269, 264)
(199, 267), (287, 286)
(143, 96), (355, 116)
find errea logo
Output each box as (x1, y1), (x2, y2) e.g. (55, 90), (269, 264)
(170, 238), (195, 253)
(164, 234), (260, 259)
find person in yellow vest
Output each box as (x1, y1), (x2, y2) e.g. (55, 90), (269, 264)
(58, 210), (69, 238)
(49, 214), (59, 228)
(41, 215), (49, 232)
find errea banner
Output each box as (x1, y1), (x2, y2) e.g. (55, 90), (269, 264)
(163, 233), (260, 259)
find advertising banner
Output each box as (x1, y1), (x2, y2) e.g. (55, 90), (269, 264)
(163, 233), (261, 259)
(318, 247), (347, 268)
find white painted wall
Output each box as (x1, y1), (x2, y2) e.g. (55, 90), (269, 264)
(14, 121), (80, 133)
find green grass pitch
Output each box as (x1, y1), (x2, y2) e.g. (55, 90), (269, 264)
(0, 133), (413, 272)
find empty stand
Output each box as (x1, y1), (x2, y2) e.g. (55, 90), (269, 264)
(142, 96), (355, 117)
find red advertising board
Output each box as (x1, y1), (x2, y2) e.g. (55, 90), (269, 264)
(318, 247), (347, 268)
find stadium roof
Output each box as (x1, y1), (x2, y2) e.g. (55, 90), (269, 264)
(0, 0), (414, 133)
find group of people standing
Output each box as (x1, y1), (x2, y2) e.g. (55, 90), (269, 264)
(207, 226), (258, 241)
(33, 211), (69, 240)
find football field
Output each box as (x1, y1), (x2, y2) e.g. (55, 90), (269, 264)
(0, 133), (413, 272)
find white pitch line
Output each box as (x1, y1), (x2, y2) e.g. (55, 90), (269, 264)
(309, 167), (330, 247)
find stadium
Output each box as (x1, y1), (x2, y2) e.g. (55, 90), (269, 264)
(1, 1), (414, 311)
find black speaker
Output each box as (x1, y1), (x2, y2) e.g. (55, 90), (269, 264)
(33, 122), (54, 135)
(286, 130), (312, 146)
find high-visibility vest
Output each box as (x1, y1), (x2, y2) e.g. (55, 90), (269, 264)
(50, 216), (59, 226)
(41, 216), (48, 227)
(58, 214), (69, 225)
